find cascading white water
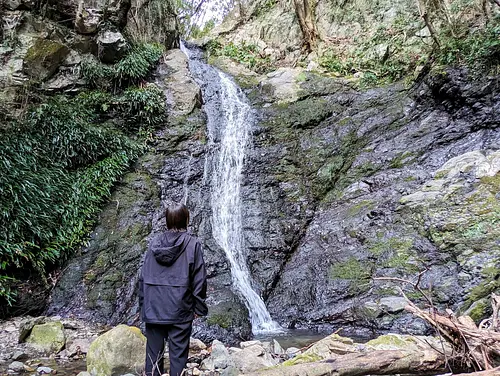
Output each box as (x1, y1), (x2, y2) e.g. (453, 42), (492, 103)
(181, 42), (281, 333)
(209, 72), (281, 333)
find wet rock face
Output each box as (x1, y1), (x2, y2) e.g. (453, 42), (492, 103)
(244, 69), (500, 334)
(44, 44), (498, 343)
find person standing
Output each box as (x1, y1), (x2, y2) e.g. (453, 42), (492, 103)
(139, 203), (208, 376)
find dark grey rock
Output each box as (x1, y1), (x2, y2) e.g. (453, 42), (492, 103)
(97, 30), (128, 64)
(8, 361), (24, 372)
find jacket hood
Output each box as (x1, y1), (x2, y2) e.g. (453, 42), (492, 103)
(151, 231), (190, 266)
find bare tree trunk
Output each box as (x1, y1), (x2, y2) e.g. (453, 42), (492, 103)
(293, 0), (318, 52)
(416, 0), (441, 46)
(248, 349), (448, 376)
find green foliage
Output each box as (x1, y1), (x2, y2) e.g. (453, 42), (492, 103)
(190, 19), (216, 39)
(0, 276), (16, 306)
(117, 85), (167, 131)
(81, 43), (165, 89)
(318, 14), (425, 86)
(436, 18), (500, 72)
(317, 10), (500, 86)
(0, 93), (145, 305)
(255, 0), (277, 17)
(1, 54), (166, 304)
(329, 258), (372, 281)
(116, 43), (165, 82)
(207, 40), (272, 73)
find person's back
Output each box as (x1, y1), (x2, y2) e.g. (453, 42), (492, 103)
(139, 203), (207, 376)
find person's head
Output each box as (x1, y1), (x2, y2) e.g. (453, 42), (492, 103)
(166, 203), (190, 231)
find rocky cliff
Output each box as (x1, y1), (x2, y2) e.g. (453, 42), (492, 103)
(2, 0), (499, 345)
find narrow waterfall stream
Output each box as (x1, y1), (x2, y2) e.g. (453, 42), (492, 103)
(181, 43), (281, 334)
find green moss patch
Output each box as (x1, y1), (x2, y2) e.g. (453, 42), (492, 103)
(24, 39), (70, 81)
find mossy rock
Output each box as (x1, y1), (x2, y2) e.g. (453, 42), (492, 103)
(87, 325), (146, 376)
(365, 334), (418, 351)
(463, 298), (491, 323)
(23, 39), (70, 81)
(282, 352), (322, 366)
(25, 321), (66, 354)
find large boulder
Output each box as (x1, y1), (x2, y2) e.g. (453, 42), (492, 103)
(283, 334), (357, 366)
(232, 342), (278, 373)
(97, 30), (128, 63)
(75, 8), (102, 35)
(23, 39), (70, 81)
(200, 340), (234, 371)
(25, 321), (66, 354)
(105, 0), (131, 29)
(160, 49), (202, 117)
(86, 325), (145, 376)
(259, 68), (305, 103)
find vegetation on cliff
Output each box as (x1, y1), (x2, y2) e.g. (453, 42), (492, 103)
(205, 0), (500, 86)
(0, 42), (166, 309)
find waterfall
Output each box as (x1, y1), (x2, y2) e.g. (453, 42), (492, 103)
(181, 43), (281, 334)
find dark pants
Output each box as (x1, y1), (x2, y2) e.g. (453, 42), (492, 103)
(145, 322), (192, 376)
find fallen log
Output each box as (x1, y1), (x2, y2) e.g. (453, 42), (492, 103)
(248, 349), (449, 376)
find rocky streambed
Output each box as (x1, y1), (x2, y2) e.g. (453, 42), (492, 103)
(0, 316), (456, 376)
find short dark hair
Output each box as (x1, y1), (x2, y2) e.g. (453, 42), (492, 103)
(166, 203), (190, 231)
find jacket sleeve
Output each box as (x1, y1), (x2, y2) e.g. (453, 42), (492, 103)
(191, 241), (208, 316)
(138, 270), (144, 310)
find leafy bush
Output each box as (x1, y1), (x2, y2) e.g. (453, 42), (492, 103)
(116, 43), (164, 83)
(117, 84), (167, 131)
(437, 19), (500, 71)
(81, 43), (164, 89)
(0, 96), (143, 304)
(207, 40), (272, 73)
(1, 44), (166, 304)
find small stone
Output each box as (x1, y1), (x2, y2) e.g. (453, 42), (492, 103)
(76, 372), (91, 376)
(4, 0), (22, 10)
(23, 365), (36, 372)
(5, 325), (17, 332)
(11, 351), (27, 361)
(8, 361), (25, 372)
(189, 338), (207, 351)
(192, 368), (201, 376)
(37, 366), (53, 374)
(26, 322), (66, 354)
(272, 339), (284, 355)
(379, 296), (408, 313)
(239, 340), (262, 349)
(285, 347), (301, 358)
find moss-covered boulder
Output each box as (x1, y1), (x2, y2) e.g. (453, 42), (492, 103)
(23, 39), (70, 81)
(86, 325), (145, 376)
(282, 334), (356, 366)
(365, 334), (450, 353)
(25, 321), (65, 354)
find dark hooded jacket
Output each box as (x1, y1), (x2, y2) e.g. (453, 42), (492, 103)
(139, 231), (208, 324)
